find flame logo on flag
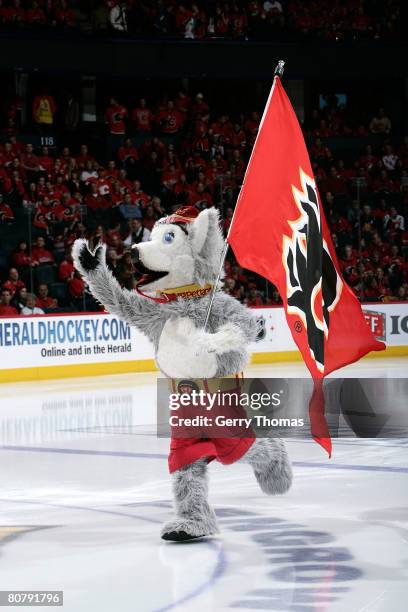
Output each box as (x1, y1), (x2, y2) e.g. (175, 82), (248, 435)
(282, 168), (343, 372)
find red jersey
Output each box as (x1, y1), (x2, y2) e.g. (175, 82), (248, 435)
(192, 193), (214, 208)
(0, 305), (18, 316)
(2, 279), (25, 297)
(68, 277), (84, 298)
(118, 145), (138, 162)
(59, 260), (74, 281)
(85, 193), (110, 211)
(132, 190), (150, 208)
(0, 203), (15, 221)
(26, 6), (45, 23)
(36, 296), (56, 309)
(31, 246), (54, 265)
(105, 105), (128, 135)
(56, 7), (75, 25)
(143, 217), (156, 231)
(131, 108), (154, 131)
(12, 251), (32, 268)
(21, 153), (40, 171)
(156, 110), (184, 134)
(246, 295), (264, 307)
(38, 155), (54, 176)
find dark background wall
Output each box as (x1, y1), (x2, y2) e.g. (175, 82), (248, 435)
(3, 35), (408, 79)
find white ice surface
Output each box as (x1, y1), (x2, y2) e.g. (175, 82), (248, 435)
(0, 358), (406, 612)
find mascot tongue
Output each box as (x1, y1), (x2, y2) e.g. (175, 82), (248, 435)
(136, 206), (213, 303)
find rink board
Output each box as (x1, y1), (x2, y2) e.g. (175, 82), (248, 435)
(0, 303), (407, 382)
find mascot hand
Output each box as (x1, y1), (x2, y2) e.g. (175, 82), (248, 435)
(196, 323), (246, 355)
(75, 240), (104, 273)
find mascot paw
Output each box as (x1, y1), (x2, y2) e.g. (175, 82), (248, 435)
(72, 239), (104, 273)
(197, 323), (245, 355)
(214, 322), (246, 352)
(79, 244), (103, 272)
(161, 516), (219, 542)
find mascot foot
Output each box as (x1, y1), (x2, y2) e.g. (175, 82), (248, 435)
(164, 459), (219, 542)
(243, 438), (293, 495)
(161, 514), (219, 542)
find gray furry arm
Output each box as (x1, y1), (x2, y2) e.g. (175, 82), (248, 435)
(215, 292), (260, 344)
(206, 293), (260, 376)
(72, 239), (159, 334)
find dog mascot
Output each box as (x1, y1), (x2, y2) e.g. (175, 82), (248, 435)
(73, 206), (292, 541)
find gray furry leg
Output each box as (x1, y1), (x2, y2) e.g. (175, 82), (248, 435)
(241, 438), (293, 495)
(161, 459), (219, 542)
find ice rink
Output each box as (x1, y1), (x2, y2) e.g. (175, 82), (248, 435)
(0, 357), (407, 612)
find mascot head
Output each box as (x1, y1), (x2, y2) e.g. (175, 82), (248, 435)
(133, 206), (224, 292)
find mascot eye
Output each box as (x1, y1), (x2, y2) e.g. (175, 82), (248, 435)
(163, 231), (175, 244)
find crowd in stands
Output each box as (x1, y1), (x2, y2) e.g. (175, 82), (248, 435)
(0, 86), (407, 317)
(0, 0), (401, 42)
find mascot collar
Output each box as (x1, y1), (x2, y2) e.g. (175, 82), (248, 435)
(136, 281), (213, 303)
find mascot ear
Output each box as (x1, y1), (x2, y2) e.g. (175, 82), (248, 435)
(189, 208), (225, 283)
(189, 208), (211, 254)
(190, 207), (224, 261)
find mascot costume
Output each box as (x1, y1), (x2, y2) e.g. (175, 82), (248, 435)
(73, 206), (292, 541)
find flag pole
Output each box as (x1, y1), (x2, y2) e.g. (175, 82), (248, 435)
(203, 60), (285, 331)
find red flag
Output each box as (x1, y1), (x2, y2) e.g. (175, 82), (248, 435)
(228, 77), (385, 453)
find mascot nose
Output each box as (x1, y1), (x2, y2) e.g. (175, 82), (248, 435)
(131, 244), (140, 263)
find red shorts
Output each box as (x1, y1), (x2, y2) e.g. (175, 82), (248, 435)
(168, 435), (255, 473)
(168, 376), (255, 473)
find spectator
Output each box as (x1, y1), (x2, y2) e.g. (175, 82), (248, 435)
(105, 98), (128, 136)
(382, 145), (399, 172)
(0, 289), (18, 316)
(143, 205), (158, 231)
(117, 251), (135, 289)
(370, 108), (392, 135)
(246, 287), (264, 306)
(118, 138), (139, 174)
(12, 286), (28, 312)
(56, 0), (75, 27)
(106, 248), (120, 277)
(191, 92), (209, 118)
(131, 99), (155, 134)
(123, 218), (151, 246)
(0, 78), (406, 309)
(359, 145), (378, 171)
(0, 194), (15, 223)
(67, 270), (85, 303)
(58, 251), (75, 281)
(31, 236), (54, 265)
(119, 193), (143, 220)
(0, 0), (401, 42)
(26, 1), (46, 25)
(2, 267), (25, 297)
(38, 146), (54, 176)
(21, 293), (45, 315)
(264, 1), (283, 15)
(156, 101), (184, 136)
(36, 283), (58, 309)
(21, 143), (42, 182)
(80, 160), (99, 183)
(384, 206), (405, 235)
(110, 2), (127, 32)
(12, 241), (34, 269)
(76, 144), (95, 169)
(85, 182), (110, 211)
